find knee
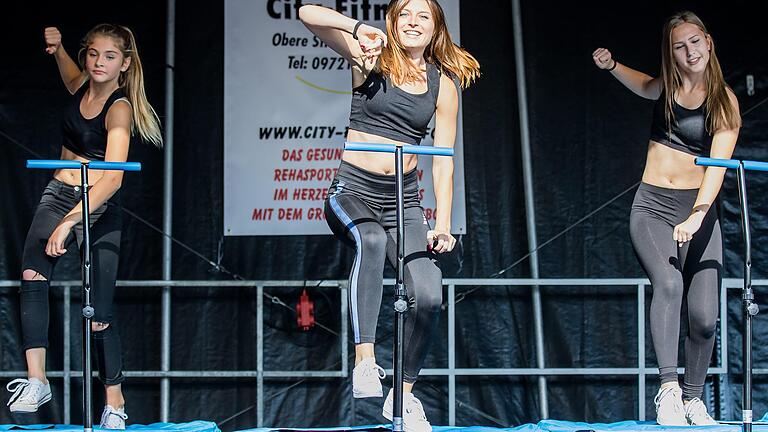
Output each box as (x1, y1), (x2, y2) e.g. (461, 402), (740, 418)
(411, 273), (443, 312)
(92, 322), (111, 332)
(21, 269), (47, 281)
(690, 316), (718, 341)
(416, 289), (443, 313)
(651, 276), (683, 301)
(359, 229), (387, 253)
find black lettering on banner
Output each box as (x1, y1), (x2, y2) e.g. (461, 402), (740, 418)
(311, 56), (349, 70)
(272, 32), (309, 47)
(265, 0), (388, 21)
(260, 126), (343, 140)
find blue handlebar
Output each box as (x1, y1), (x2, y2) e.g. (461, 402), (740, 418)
(89, 161), (141, 171)
(742, 160), (768, 172)
(695, 157), (768, 173)
(27, 160), (141, 171)
(694, 157), (740, 170)
(344, 142), (454, 157)
(27, 160), (82, 170)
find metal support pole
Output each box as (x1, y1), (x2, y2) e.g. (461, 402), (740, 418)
(510, 0), (548, 418)
(64, 284), (72, 425)
(257, 284), (265, 427)
(637, 283), (646, 420)
(161, 0), (176, 422)
(736, 163), (758, 432)
(448, 284), (457, 426)
(80, 164), (94, 432)
(392, 145), (408, 432)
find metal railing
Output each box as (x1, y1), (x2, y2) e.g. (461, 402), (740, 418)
(0, 278), (761, 426)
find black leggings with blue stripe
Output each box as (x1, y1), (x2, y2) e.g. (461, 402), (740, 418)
(324, 160), (442, 383)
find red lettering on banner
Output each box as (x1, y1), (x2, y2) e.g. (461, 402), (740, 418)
(308, 208), (325, 220)
(307, 148), (343, 161)
(278, 208), (303, 220)
(274, 168), (337, 182)
(292, 188), (327, 201)
(274, 188), (289, 201)
(417, 170), (424, 181)
(252, 208), (274, 220)
(282, 149), (303, 161)
(423, 208), (437, 221)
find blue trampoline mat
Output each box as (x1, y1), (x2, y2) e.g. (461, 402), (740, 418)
(239, 418), (768, 432)
(536, 420), (768, 432)
(237, 425), (536, 432)
(0, 421), (219, 432)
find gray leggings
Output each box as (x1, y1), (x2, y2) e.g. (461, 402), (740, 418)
(630, 182), (721, 400)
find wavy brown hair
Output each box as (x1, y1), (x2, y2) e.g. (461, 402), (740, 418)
(660, 11), (740, 133)
(378, 0), (480, 89)
(79, 24), (163, 147)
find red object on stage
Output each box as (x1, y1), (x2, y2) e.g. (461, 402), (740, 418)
(296, 288), (315, 331)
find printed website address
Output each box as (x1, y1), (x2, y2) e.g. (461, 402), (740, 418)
(259, 125), (345, 140)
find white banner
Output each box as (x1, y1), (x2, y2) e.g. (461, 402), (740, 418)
(224, 0), (465, 236)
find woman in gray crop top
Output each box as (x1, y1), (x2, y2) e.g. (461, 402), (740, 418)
(10, 24), (162, 428)
(593, 11), (740, 426)
(301, 1), (479, 430)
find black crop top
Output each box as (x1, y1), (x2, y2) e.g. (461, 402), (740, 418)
(62, 85), (128, 161)
(348, 63), (441, 145)
(649, 90), (712, 157)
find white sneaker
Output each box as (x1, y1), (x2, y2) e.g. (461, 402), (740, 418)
(654, 386), (687, 426)
(685, 398), (718, 425)
(382, 389), (432, 432)
(352, 358), (385, 398)
(6, 378), (52, 413)
(100, 405), (128, 429)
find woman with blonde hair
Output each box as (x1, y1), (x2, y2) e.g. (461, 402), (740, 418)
(300, 1), (479, 430)
(593, 10), (740, 426)
(6, 24), (161, 429)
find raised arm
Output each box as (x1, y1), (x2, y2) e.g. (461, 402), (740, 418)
(299, 5), (387, 74)
(429, 74), (460, 253)
(593, 47), (662, 100)
(44, 27), (87, 94)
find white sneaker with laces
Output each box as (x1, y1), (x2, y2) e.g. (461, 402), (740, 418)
(382, 389), (432, 432)
(654, 385), (687, 426)
(100, 405), (128, 429)
(685, 398), (718, 425)
(352, 358), (386, 398)
(6, 377), (52, 413)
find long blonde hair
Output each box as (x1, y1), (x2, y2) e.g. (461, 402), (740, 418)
(660, 11), (740, 133)
(79, 24), (163, 147)
(378, 0), (480, 89)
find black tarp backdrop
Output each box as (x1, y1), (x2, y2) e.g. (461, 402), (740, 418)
(0, 0), (767, 429)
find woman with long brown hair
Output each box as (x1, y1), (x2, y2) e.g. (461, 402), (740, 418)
(300, 1), (479, 430)
(593, 11), (740, 426)
(6, 24), (161, 428)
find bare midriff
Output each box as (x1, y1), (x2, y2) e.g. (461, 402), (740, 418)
(52, 147), (107, 186)
(641, 140), (705, 189)
(343, 129), (419, 175)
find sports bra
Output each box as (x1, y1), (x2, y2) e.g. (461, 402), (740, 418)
(348, 63), (441, 145)
(62, 85), (129, 161)
(649, 90), (712, 157)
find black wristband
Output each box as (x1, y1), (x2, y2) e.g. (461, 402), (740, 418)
(352, 21), (363, 40)
(607, 59), (618, 71)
